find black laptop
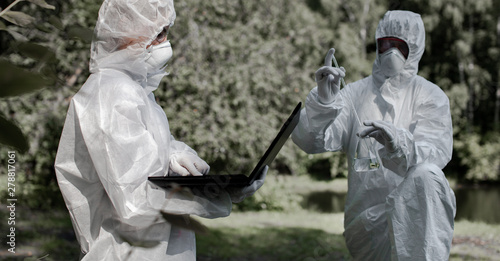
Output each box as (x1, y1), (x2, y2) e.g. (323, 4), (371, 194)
(148, 102), (301, 189)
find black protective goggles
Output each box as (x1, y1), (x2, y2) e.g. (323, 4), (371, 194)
(377, 37), (409, 59)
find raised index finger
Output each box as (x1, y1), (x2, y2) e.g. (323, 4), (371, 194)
(324, 48), (335, 67)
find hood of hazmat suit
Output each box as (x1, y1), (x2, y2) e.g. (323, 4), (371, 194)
(54, 1), (231, 260)
(292, 10), (456, 260)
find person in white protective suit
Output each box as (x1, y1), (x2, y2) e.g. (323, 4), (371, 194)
(54, 0), (266, 260)
(292, 10), (456, 260)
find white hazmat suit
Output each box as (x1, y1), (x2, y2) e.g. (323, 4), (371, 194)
(54, 0), (247, 260)
(292, 11), (456, 260)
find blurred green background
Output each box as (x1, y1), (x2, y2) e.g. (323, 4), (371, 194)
(1, 0), (500, 260)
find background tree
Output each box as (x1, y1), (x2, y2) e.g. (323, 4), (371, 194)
(0, 0), (95, 207)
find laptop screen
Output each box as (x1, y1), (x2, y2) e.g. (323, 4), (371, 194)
(245, 102), (302, 184)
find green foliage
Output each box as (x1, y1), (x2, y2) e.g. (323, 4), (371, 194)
(0, 1), (55, 154)
(0, 114), (28, 153)
(0, 0), (98, 208)
(0, 60), (51, 98)
(454, 132), (500, 181)
(161, 0), (324, 174)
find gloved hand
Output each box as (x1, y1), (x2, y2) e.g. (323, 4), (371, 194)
(168, 151), (210, 176)
(315, 48), (346, 104)
(226, 166), (268, 203)
(358, 120), (399, 152)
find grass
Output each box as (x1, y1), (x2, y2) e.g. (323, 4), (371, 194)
(0, 175), (499, 260)
(451, 220), (500, 260)
(196, 211), (500, 261)
(197, 211), (349, 261)
(0, 204), (80, 261)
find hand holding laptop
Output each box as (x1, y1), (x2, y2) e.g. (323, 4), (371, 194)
(226, 166), (268, 203)
(168, 151), (210, 176)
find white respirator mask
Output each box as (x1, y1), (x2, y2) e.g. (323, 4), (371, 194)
(379, 48), (406, 78)
(145, 40), (172, 74)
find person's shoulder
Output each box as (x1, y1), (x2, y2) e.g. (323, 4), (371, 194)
(74, 70), (147, 109)
(90, 70), (148, 102)
(413, 75), (450, 105)
(414, 75), (447, 96)
(98, 70), (143, 93)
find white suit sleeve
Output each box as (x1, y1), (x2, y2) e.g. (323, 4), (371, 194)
(170, 135), (197, 154)
(378, 87), (453, 176)
(292, 86), (348, 154)
(81, 84), (231, 229)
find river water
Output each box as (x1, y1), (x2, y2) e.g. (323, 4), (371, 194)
(301, 186), (500, 224)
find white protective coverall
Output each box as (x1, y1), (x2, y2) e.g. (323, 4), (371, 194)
(292, 11), (456, 260)
(54, 0), (233, 260)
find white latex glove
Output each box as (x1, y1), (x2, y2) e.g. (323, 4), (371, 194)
(168, 151), (210, 176)
(227, 166), (268, 203)
(315, 48), (346, 104)
(358, 120), (399, 152)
